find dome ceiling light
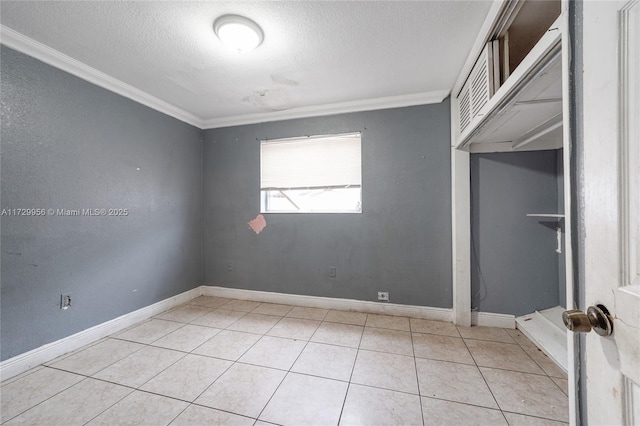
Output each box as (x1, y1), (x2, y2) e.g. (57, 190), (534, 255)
(213, 14), (264, 53)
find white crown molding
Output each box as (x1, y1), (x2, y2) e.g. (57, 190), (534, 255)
(201, 90), (450, 129)
(1, 26), (449, 131)
(0, 25), (205, 128)
(0, 286), (203, 382)
(203, 285), (453, 322)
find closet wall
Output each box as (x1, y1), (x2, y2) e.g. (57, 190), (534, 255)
(470, 149), (563, 316)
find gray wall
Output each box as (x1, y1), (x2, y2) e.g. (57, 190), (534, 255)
(471, 150), (562, 316)
(203, 103), (452, 308)
(0, 46), (203, 361)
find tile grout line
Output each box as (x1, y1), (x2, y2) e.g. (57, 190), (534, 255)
(105, 334), (191, 387)
(473, 363), (568, 423)
(518, 340), (567, 380)
(549, 376), (569, 397)
(182, 303), (289, 422)
(501, 408), (570, 424)
(409, 321), (427, 426)
(161, 304), (279, 423)
(47, 332), (169, 384)
(252, 308), (328, 423)
(41, 330), (121, 367)
(5, 300), (567, 425)
(513, 337), (569, 399)
(34, 364), (434, 425)
(417, 394), (511, 412)
(458, 329), (505, 419)
(458, 328), (541, 424)
(165, 404), (195, 426)
(77, 303), (237, 424)
(336, 312), (367, 426)
(80, 382), (138, 426)
(78, 329), (199, 425)
(408, 330), (494, 369)
(458, 362), (550, 377)
(0, 365), (45, 387)
(186, 304), (331, 422)
(460, 336), (555, 377)
(5, 302), (313, 423)
(0, 370), (92, 424)
(183, 313), (544, 423)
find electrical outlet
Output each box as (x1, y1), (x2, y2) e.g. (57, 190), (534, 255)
(226, 262), (233, 272)
(377, 292), (389, 302)
(329, 266), (337, 278)
(60, 294), (72, 310)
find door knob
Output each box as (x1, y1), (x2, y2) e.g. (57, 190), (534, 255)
(562, 304), (613, 336)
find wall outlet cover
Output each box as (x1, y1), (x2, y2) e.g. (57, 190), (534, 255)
(377, 292), (389, 302)
(60, 294), (72, 310)
(329, 266), (337, 278)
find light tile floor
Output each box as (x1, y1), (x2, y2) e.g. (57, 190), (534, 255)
(1, 297), (569, 425)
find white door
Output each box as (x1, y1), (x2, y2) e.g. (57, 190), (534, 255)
(581, 0), (640, 424)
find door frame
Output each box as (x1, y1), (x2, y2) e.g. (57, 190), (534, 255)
(561, 1), (579, 424)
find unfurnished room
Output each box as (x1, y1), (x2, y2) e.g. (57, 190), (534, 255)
(1, 1), (639, 425)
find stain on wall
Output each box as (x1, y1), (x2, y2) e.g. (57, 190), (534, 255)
(0, 46), (203, 361)
(248, 214), (267, 234)
(203, 102), (452, 308)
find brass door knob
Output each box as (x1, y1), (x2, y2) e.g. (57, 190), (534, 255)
(562, 304), (613, 336)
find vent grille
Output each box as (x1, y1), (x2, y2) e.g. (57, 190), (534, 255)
(456, 43), (495, 137)
(459, 87), (472, 132)
(471, 59), (489, 116)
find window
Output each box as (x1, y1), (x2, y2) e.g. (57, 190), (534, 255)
(260, 132), (362, 213)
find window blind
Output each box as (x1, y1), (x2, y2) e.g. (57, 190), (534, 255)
(260, 133), (361, 190)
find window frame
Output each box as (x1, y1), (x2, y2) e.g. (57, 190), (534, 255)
(259, 132), (362, 214)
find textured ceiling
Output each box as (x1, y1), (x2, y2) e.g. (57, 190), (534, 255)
(0, 1), (492, 125)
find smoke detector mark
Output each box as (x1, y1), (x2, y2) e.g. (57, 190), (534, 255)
(248, 214), (267, 234)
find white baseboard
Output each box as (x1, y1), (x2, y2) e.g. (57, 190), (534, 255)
(0, 286), (203, 381)
(471, 311), (516, 329)
(203, 286), (452, 322)
(1, 285), (463, 382)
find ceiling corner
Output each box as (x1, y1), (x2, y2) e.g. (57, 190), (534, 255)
(0, 25), (206, 129)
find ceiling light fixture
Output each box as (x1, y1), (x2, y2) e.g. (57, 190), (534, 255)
(214, 15), (264, 53)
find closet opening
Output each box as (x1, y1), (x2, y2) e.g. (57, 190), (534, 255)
(451, 0), (569, 373)
(470, 147), (567, 371)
